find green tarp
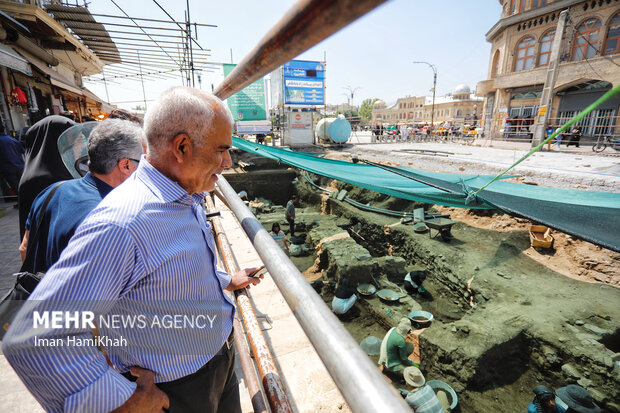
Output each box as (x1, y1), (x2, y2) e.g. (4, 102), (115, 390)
(232, 138), (620, 252)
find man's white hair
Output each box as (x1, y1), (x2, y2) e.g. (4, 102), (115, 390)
(144, 87), (233, 155)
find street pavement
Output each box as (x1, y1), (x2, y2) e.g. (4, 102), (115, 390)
(0, 202), (43, 412)
(345, 132), (620, 192)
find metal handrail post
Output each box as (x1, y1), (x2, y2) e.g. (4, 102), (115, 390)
(215, 176), (411, 413)
(205, 195), (292, 413)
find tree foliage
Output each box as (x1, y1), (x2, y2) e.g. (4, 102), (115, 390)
(359, 98), (378, 121)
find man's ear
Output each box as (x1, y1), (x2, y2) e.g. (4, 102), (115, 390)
(172, 134), (192, 162)
(119, 158), (132, 171)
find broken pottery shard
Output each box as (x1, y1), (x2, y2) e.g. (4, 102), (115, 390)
(583, 324), (610, 336)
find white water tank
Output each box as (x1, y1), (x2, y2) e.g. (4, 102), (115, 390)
(316, 115), (352, 143)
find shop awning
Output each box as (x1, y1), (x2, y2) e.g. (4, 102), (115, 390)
(23, 53), (83, 95)
(82, 87), (115, 113)
(0, 43), (31, 75)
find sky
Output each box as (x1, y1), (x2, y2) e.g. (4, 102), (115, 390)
(84, 0), (503, 110)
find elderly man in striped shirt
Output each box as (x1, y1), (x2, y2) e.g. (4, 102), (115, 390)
(3, 87), (262, 413)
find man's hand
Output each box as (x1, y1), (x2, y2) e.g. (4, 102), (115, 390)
(226, 267), (264, 291)
(112, 367), (169, 413)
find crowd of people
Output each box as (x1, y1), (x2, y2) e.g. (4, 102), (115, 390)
(2, 88), (263, 412)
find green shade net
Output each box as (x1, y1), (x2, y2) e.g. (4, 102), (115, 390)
(233, 138), (620, 252)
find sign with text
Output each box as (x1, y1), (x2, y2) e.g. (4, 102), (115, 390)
(283, 60), (325, 105)
(223, 64), (267, 121)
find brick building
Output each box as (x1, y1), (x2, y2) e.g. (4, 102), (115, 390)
(371, 85), (482, 126)
(477, 0), (620, 140)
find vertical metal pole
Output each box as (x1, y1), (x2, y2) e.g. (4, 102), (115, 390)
(431, 69), (436, 127)
(532, 9), (569, 147)
(137, 51), (147, 110)
(102, 68), (110, 104)
(204, 195), (293, 413)
(186, 0), (195, 88)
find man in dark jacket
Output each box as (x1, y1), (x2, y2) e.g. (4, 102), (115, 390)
(0, 124), (25, 196)
(19, 119), (144, 272)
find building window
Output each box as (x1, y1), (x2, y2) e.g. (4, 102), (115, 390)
(572, 18), (601, 61)
(456, 109), (463, 117)
(538, 30), (555, 66)
(510, 0), (516, 15)
(491, 50), (500, 77)
(515, 36), (536, 71)
(604, 12), (620, 55)
(521, 0), (527, 13)
(532, 0), (546, 8)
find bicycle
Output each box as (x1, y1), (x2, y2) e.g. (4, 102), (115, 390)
(592, 136), (620, 153)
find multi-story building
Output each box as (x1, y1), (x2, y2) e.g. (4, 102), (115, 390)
(371, 84), (482, 126)
(0, 0), (113, 134)
(477, 0), (620, 140)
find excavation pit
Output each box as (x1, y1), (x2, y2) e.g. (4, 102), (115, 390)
(224, 152), (620, 412)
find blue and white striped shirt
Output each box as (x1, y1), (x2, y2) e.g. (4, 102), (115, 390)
(3, 157), (234, 413)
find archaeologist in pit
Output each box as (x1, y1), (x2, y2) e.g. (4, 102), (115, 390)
(331, 278), (357, 318)
(285, 194), (297, 235)
(400, 366), (450, 412)
(404, 270), (428, 297)
(378, 317), (418, 377)
(555, 384), (600, 413)
(269, 222), (289, 256)
(527, 385), (566, 413)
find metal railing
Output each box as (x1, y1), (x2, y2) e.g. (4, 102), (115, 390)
(488, 115), (620, 143)
(205, 195), (291, 413)
(215, 177), (410, 413)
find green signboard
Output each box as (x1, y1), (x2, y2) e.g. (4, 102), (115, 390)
(223, 64), (267, 121)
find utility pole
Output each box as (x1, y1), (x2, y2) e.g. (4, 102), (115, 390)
(532, 9), (568, 147)
(102, 67), (110, 104)
(137, 50), (147, 110)
(186, 0), (195, 87)
(413, 61), (437, 127)
(343, 85), (361, 107)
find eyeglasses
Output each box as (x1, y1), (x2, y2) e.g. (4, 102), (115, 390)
(128, 158), (141, 166)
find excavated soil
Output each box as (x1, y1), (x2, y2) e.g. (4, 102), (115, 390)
(229, 151), (620, 412)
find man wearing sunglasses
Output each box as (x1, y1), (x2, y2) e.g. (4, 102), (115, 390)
(18, 118), (144, 274)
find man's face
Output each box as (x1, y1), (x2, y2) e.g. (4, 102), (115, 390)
(183, 111), (233, 194)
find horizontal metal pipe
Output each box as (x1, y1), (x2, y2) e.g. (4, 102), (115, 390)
(65, 12), (217, 27)
(50, 19), (190, 32)
(82, 28), (187, 39)
(74, 34), (187, 45)
(216, 176), (410, 413)
(232, 316), (269, 413)
(2, 27), (60, 66)
(213, 0), (389, 100)
(205, 195), (292, 413)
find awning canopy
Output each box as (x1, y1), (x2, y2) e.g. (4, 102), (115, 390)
(0, 43), (31, 75)
(22, 52), (83, 95)
(82, 87), (115, 113)
(45, 4), (121, 64)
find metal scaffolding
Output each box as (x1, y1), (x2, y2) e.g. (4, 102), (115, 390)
(44, 1), (217, 106)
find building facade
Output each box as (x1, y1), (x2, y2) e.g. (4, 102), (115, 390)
(477, 0), (620, 140)
(0, 0), (112, 135)
(371, 85), (482, 126)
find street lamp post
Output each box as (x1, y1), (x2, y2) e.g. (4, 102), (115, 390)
(343, 85), (361, 108)
(412, 61), (437, 127)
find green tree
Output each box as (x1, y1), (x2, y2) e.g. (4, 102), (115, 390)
(359, 98), (378, 121)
